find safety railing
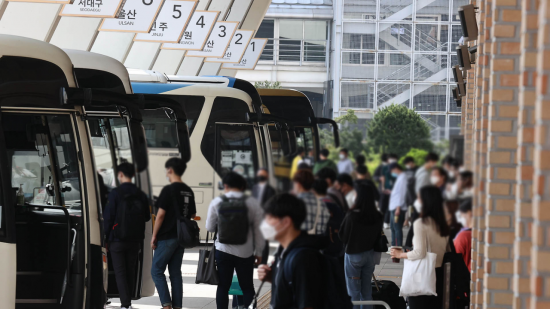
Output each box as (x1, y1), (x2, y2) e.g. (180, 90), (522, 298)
(352, 300), (391, 308)
(259, 38), (328, 66)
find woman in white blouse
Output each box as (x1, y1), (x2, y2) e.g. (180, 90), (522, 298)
(390, 185), (451, 308)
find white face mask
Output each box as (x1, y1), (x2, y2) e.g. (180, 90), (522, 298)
(430, 176), (440, 185)
(413, 199), (422, 213)
(448, 171), (456, 179)
(339, 154), (346, 160)
(388, 159), (397, 164)
(456, 211), (467, 227)
(260, 220), (278, 241)
(166, 176), (171, 183)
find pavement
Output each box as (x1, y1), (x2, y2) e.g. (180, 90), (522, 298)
(107, 226), (407, 309)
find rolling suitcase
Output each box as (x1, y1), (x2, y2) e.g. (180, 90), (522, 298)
(371, 274), (407, 309)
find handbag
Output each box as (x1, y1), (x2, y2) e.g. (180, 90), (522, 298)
(173, 187), (200, 249)
(399, 231), (438, 297)
(373, 229), (389, 252)
(307, 198), (322, 235)
(195, 232), (219, 285)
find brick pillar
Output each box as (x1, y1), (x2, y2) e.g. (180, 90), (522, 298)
(514, 0), (538, 307)
(464, 68), (477, 170)
(484, 0), (523, 306)
(531, 0), (550, 306)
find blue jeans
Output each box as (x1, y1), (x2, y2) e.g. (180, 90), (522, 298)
(344, 250), (376, 309)
(151, 238), (185, 308)
(390, 209), (405, 246)
(215, 250), (255, 309)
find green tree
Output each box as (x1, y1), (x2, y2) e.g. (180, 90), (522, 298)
(398, 148), (429, 166)
(366, 104), (433, 157)
(335, 109), (358, 125)
(254, 80), (281, 89)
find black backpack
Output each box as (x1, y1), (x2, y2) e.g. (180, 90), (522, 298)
(173, 187), (200, 249)
(442, 239), (471, 309)
(284, 248), (353, 309)
(113, 193), (147, 241)
(217, 195), (249, 245)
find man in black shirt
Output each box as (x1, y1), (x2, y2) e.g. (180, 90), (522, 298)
(151, 158), (196, 309)
(103, 163), (150, 309)
(258, 194), (326, 309)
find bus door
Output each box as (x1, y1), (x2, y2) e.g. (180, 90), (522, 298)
(213, 123), (260, 198)
(1, 111), (88, 309)
(316, 117), (340, 150)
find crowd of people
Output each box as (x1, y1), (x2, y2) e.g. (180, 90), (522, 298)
(102, 149), (474, 309)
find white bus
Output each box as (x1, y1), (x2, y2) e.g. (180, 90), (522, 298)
(0, 35), (151, 309)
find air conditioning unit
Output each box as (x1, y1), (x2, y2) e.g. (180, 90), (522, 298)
(459, 4), (479, 42)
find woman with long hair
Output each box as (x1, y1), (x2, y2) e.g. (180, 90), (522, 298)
(339, 183), (384, 309)
(390, 185), (451, 308)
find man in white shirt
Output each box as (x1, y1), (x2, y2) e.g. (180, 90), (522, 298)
(337, 148), (354, 175)
(205, 172), (265, 308)
(389, 163), (408, 246)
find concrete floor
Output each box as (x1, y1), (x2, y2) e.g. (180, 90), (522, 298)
(107, 226), (407, 309)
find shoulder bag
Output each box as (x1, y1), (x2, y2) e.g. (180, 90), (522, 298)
(373, 229), (389, 252)
(196, 231), (220, 285)
(400, 226), (437, 297)
(172, 186), (200, 249)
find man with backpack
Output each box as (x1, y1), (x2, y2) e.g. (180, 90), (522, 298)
(258, 193), (353, 309)
(151, 158), (196, 309)
(205, 172), (265, 309)
(103, 163), (150, 309)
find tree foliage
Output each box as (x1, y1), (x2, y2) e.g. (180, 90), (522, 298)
(335, 109), (358, 125)
(366, 104), (433, 157)
(254, 80), (281, 89)
(398, 148), (429, 166)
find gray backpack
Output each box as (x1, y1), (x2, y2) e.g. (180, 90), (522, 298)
(217, 196), (249, 245)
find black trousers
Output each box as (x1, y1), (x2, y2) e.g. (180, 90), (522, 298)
(379, 193), (391, 224)
(109, 241), (140, 308)
(408, 267), (444, 309)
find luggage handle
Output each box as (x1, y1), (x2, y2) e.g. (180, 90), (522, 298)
(372, 274), (380, 292)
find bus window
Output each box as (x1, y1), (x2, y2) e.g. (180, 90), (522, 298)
(216, 124), (258, 189)
(296, 126), (316, 164)
(4, 114), (81, 211)
(268, 126), (292, 191)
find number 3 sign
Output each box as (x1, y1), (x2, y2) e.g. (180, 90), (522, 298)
(186, 21), (239, 58)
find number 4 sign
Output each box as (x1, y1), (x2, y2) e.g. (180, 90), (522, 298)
(205, 30), (254, 63)
(186, 21), (239, 58)
(161, 10), (219, 50)
(134, 0), (197, 43)
(222, 38), (268, 70)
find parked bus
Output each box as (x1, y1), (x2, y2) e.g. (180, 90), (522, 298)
(0, 35), (152, 309)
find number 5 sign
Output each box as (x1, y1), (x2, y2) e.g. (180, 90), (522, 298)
(222, 38), (268, 70)
(186, 21), (239, 58)
(161, 10), (219, 50)
(134, 0), (197, 42)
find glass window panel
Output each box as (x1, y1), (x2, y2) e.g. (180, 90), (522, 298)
(343, 33), (362, 49)
(380, 0), (413, 20)
(216, 125), (258, 190)
(415, 24), (442, 52)
(416, 0), (450, 21)
(449, 86), (462, 112)
(342, 52), (374, 79)
(279, 20), (303, 40)
(341, 82), (375, 109)
(412, 84), (448, 112)
(342, 51), (361, 64)
(278, 39), (301, 62)
(420, 114), (446, 141)
(376, 83), (410, 109)
(260, 39), (275, 61)
(414, 54), (448, 81)
(256, 20), (274, 38)
(452, 0), (469, 21)
(343, 0), (377, 20)
(362, 52), (376, 64)
(362, 34), (376, 49)
(304, 21), (327, 41)
(451, 25), (463, 50)
(377, 52), (411, 80)
(448, 116), (462, 137)
(378, 23), (413, 51)
(304, 41), (326, 62)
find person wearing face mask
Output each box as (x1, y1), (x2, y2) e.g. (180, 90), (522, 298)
(316, 167), (350, 212)
(454, 198), (473, 271)
(339, 184), (383, 308)
(337, 148), (355, 175)
(252, 168), (276, 209)
(335, 173), (357, 209)
(103, 163), (151, 309)
(151, 158), (196, 309)
(457, 171), (474, 199)
(313, 148), (338, 175)
(430, 167), (449, 194)
(293, 170), (330, 235)
(388, 163), (408, 246)
(257, 194), (328, 309)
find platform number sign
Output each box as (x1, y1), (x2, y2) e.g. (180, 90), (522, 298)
(185, 21), (239, 57)
(222, 38), (268, 70)
(134, 0), (197, 42)
(205, 30), (254, 63)
(99, 0), (164, 33)
(60, 0), (125, 17)
(161, 10), (220, 50)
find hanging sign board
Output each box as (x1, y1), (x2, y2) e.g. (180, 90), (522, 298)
(205, 30), (254, 63)
(222, 38), (267, 70)
(99, 0), (164, 33)
(186, 21), (238, 58)
(134, 0), (197, 43)
(161, 10), (219, 50)
(8, 0), (73, 3)
(60, 0), (124, 18)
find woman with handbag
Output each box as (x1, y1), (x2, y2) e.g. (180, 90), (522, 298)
(390, 185), (451, 308)
(339, 183), (384, 309)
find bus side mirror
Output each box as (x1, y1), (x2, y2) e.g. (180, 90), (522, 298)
(316, 118), (340, 148)
(129, 120), (148, 173)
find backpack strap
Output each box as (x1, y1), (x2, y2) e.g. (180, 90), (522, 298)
(308, 198), (322, 235)
(282, 247), (309, 286)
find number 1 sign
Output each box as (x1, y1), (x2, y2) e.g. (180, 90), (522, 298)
(222, 38), (268, 70)
(186, 21), (239, 58)
(161, 10), (219, 50)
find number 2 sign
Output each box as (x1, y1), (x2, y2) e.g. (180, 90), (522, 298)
(222, 38), (268, 70)
(161, 10), (220, 50)
(186, 21), (239, 58)
(205, 30), (254, 63)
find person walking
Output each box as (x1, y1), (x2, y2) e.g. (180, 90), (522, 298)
(205, 172), (264, 309)
(390, 186), (451, 308)
(151, 158), (196, 309)
(257, 194), (327, 309)
(316, 167), (349, 212)
(312, 178), (345, 258)
(104, 163), (151, 309)
(388, 163), (407, 246)
(293, 169), (330, 235)
(339, 183), (384, 309)
(313, 148), (338, 175)
(337, 148), (354, 175)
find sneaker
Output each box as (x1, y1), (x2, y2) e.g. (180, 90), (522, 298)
(383, 223), (390, 229)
